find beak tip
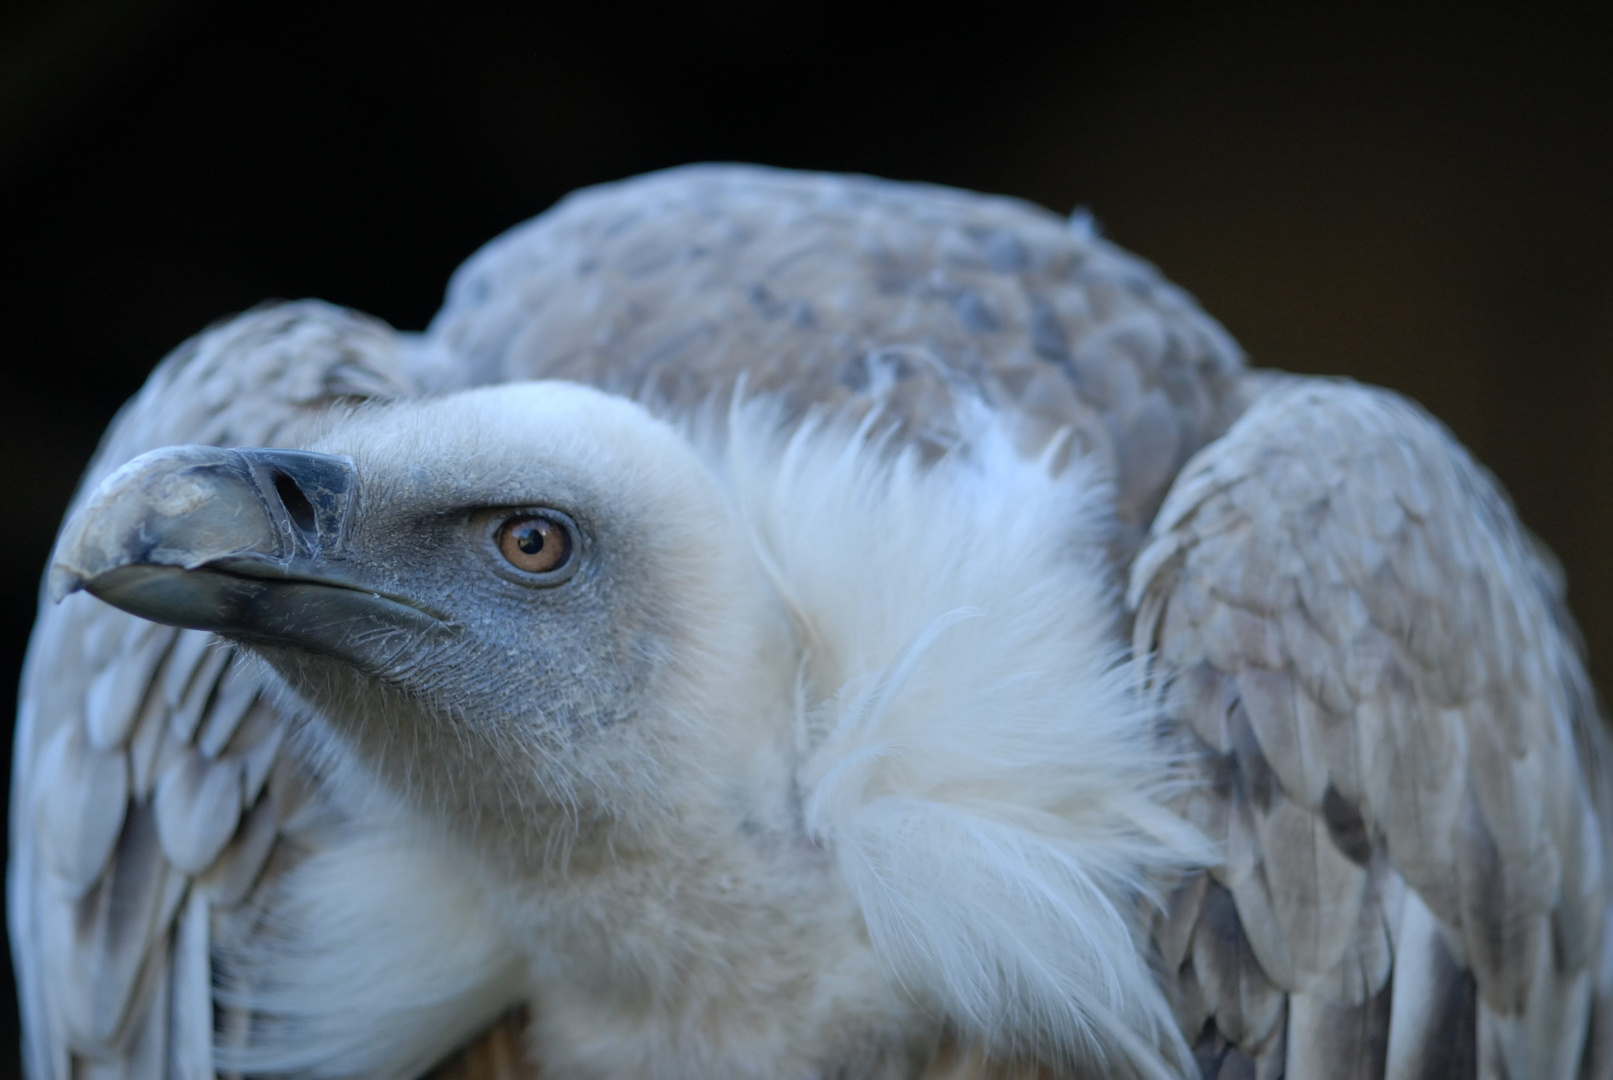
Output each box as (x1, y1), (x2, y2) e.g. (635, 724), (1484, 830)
(47, 564), (86, 604)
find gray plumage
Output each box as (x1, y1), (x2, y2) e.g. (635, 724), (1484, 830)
(9, 165), (1609, 1079)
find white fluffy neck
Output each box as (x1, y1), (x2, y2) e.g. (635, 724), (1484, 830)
(707, 402), (1208, 1077)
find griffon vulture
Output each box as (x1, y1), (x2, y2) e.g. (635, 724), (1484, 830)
(11, 165), (1612, 1080)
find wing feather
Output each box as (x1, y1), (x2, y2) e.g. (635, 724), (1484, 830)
(33, 717), (128, 896)
(1132, 378), (1613, 1078)
(171, 893), (215, 1080)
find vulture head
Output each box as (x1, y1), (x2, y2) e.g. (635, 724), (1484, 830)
(48, 375), (1204, 1077)
(52, 383), (789, 853)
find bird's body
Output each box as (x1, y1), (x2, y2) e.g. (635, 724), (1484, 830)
(10, 166), (1612, 1080)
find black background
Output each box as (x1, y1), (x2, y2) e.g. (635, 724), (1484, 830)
(3, 1), (1611, 1065)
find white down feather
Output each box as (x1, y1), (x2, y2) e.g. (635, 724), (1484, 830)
(719, 401), (1209, 1076)
(211, 826), (525, 1079)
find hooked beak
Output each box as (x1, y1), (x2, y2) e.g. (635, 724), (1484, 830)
(52, 445), (444, 665)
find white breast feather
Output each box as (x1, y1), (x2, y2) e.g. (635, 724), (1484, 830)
(212, 829), (524, 1079)
(720, 402), (1209, 1077)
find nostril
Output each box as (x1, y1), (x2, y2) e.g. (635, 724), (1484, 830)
(272, 470), (318, 535)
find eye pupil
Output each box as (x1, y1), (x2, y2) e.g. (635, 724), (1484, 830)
(496, 514), (572, 575)
(516, 528), (544, 555)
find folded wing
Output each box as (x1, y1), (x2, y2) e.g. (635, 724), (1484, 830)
(1132, 378), (1613, 1080)
(9, 303), (414, 1079)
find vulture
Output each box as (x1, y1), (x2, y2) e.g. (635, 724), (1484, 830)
(10, 165), (1613, 1080)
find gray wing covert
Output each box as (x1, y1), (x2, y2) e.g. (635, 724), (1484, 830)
(1130, 379), (1613, 1080)
(426, 164), (1249, 553)
(9, 303), (415, 1079)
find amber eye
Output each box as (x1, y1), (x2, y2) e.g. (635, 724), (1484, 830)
(496, 514), (572, 575)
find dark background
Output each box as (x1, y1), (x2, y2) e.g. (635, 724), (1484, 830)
(3, 1), (1610, 1065)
